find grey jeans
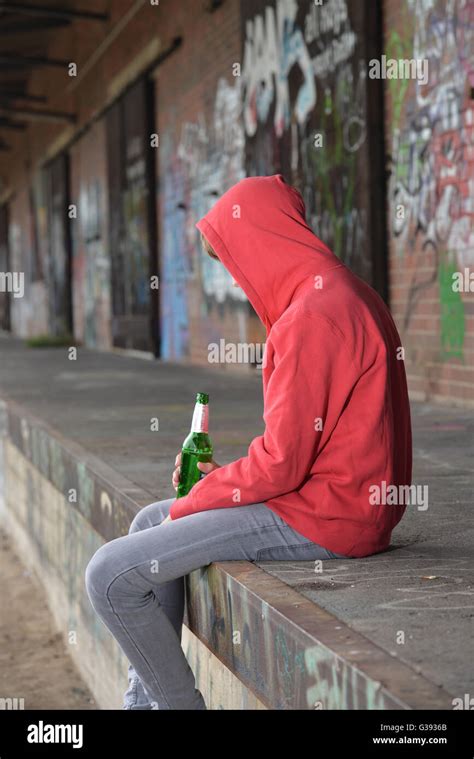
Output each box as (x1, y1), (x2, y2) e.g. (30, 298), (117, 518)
(84, 497), (349, 710)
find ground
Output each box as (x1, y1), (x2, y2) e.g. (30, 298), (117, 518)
(0, 527), (95, 710)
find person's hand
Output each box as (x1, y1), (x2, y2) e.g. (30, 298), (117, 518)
(197, 460), (221, 475)
(172, 451), (182, 492)
(172, 452), (221, 492)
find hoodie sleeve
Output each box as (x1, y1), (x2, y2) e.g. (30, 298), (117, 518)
(169, 311), (358, 520)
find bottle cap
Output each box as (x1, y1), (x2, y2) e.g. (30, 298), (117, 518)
(196, 392), (209, 404)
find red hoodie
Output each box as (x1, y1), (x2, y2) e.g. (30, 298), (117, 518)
(169, 174), (412, 558)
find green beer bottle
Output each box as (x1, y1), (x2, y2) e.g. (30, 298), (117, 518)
(176, 392), (213, 498)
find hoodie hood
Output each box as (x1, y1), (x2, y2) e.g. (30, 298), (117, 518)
(196, 174), (342, 332)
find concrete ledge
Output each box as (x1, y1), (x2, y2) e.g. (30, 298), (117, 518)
(187, 563), (452, 709)
(0, 394), (453, 709)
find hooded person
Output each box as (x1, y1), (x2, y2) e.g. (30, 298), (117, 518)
(84, 173), (414, 714)
(169, 173), (412, 558)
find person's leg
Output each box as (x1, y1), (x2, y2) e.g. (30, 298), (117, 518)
(85, 499), (349, 710)
(122, 497), (348, 710)
(122, 498), (180, 710)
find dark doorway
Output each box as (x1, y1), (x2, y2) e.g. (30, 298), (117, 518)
(106, 77), (158, 353)
(44, 153), (73, 336)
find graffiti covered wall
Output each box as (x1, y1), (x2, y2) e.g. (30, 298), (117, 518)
(156, 0), (264, 364)
(157, 0), (385, 363)
(240, 0), (384, 286)
(2, 0), (471, 405)
(70, 119), (112, 350)
(385, 0), (474, 404)
(158, 77), (252, 362)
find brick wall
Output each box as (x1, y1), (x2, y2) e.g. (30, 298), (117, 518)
(1, 0), (169, 348)
(0, 0), (472, 403)
(155, 0), (261, 365)
(70, 118), (112, 349)
(384, 0), (474, 405)
(155, 0), (386, 365)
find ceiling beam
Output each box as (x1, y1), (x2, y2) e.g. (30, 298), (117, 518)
(0, 116), (26, 129)
(0, 2), (108, 22)
(0, 105), (75, 123)
(0, 90), (47, 103)
(0, 16), (71, 33)
(0, 52), (70, 68)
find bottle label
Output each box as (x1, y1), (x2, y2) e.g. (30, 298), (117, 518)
(190, 402), (209, 433)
